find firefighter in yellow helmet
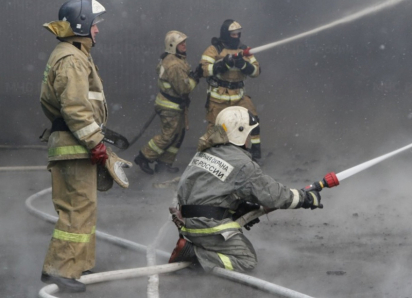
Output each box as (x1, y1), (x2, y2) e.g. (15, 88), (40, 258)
(134, 30), (198, 175)
(39, 0), (131, 293)
(199, 19), (262, 160)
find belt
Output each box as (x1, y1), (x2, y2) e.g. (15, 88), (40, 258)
(160, 91), (184, 105)
(51, 118), (70, 133)
(160, 92), (190, 108)
(207, 77), (244, 89)
(181, 205), (231, 220)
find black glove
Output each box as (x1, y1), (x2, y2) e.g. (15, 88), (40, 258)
(232, 201), (260, 219)
(213, 54), (234, 74)
(233, 55), (247, 69)
(189, 64), (203, 83)
(223, 54), (234, 68)
(302, 190), (323, 210)
(244, 217), (260, 231)
(233, 201), (261, 230)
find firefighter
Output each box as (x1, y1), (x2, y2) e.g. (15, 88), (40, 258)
(39, 0), (117, 293)
(168, 106), (323, 272)
(199, 19), (262, 160)
(134, 31), (198, 175)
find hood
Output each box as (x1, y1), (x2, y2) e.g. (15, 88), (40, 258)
(43, 20), (76, 38)
(197, 125), (229, 152)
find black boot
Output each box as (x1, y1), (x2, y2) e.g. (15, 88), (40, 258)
(134, 152), (154, 175)
(41, 273), (86, 293)
(155, 161), (179, 173)
(250, 143), (261, 159)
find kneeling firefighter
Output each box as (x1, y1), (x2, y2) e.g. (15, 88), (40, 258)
(134, 30), (199, 175)
(39, 0), (132, 293)
(168, 106), (323, 272)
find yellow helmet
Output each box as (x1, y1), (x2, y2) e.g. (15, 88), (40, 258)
(164, 30), (187, 54)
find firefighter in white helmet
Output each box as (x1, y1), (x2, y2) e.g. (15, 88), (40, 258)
(168, 106), (323, 272)
(199, 19), (263, 161)
(134, 30), (199, 175)
(40, 0), (131, 293)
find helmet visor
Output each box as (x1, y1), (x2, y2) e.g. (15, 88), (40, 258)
(93, 15), (104, 25)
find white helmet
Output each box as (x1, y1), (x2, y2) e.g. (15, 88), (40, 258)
(215, 106), (259, 146)
(164, 30), (187, 54)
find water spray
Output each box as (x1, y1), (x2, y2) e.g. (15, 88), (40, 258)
(239, 0), (406, 57)
(305, 142), (412, 192)
(236, 142), (412, 225)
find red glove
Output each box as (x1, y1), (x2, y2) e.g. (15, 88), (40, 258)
(90, 143), (108, 165)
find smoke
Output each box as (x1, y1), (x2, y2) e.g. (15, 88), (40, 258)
(1, 0), (412, 297)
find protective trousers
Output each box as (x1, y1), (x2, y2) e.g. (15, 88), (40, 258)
(141, 105), (185, 165)
(206, 95), (260, 146)
(186, 233), (257, 272)
(42, 159), (97, 279)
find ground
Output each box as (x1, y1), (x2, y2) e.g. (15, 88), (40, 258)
(1, 145), (411, 298)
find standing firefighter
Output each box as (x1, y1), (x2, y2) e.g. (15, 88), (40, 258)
(199, 19), (262, 160)
(134, 31), (198, 175)
(168, 106), (323, 272)
(40, 0), (131, 292)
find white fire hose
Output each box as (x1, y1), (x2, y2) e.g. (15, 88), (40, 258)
(26, 188), (314, 298)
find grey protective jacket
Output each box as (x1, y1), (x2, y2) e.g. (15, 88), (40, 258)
(175, 127), (305, 271)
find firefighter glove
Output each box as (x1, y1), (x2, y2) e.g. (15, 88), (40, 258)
(213, 55), (232, 74)
(91, 142), (108, 165)
(240, 61), (255, 75)
(302, 190), (323, 210)
(232, 201), (261, 220)
(233, 56), (246, 69)
(189, 64), (203, 83)
(244, 217), (260, 231)
(104, 147), (133, 188)
(223, 54), (234, 68)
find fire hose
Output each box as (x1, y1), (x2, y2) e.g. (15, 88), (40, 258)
(27, 188), (314, 298)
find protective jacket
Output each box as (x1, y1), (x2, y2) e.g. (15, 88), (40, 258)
(200, 40), (260, 104)
(141, 53), (197, 164)
(40, 36), (107, 161)
(176, 127), (303, 271)
(155, 53), (197, 111)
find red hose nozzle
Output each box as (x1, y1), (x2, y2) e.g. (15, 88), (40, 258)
(243, 47), (252, 57)
(324, 172), (339, 188)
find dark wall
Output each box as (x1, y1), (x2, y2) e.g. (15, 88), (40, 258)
(1, 0), (412, 166)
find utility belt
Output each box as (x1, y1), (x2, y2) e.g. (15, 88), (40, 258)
(160, 92), (190, 108)
(181, 205), (232, 220)
(207, 77), (244, 90)
(51, 118), (70, 133)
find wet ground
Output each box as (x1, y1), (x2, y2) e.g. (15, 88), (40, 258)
(1, 144), (412, 298)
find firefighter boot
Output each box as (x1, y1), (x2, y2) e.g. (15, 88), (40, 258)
(169, 238), (196, 263)
(41, 273), (86, 293)
(155, 161), (179, 173)
(250, 143), (261, 159)
(134, 151), (154, 175)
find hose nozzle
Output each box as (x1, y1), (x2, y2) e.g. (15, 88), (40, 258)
(304, 172), (340, 192)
